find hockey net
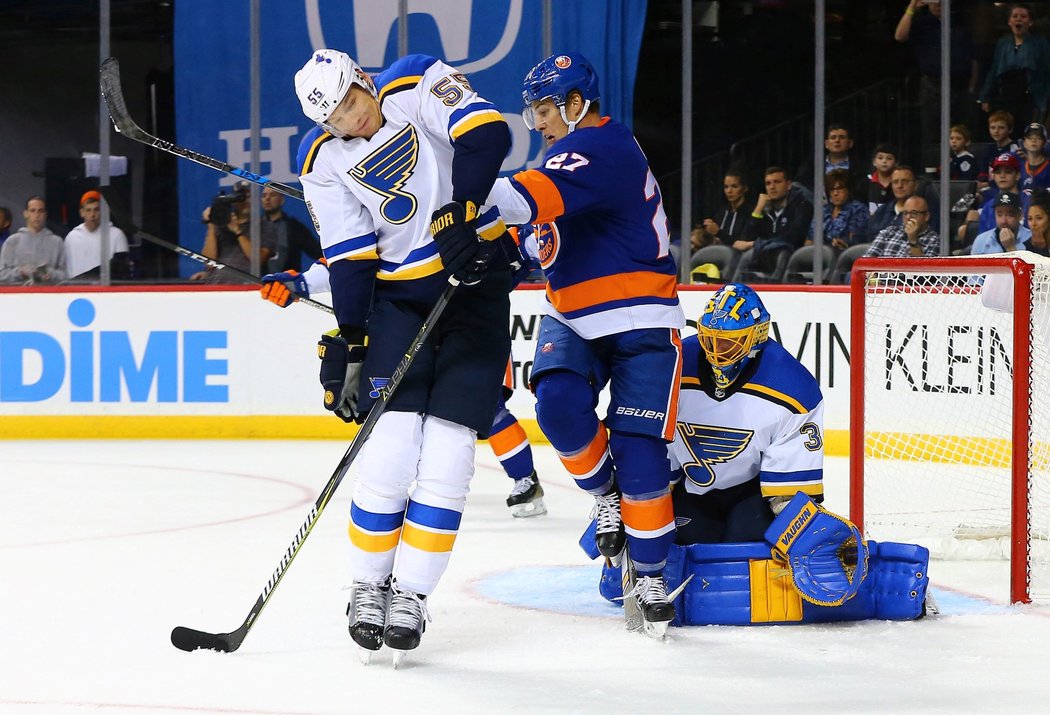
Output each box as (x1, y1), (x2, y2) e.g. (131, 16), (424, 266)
(850, 253), (1050, 603)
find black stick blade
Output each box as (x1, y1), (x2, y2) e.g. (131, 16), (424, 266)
(171, 626), (239, 653)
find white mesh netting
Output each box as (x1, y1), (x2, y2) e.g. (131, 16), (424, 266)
(858, 252), (1050, 600)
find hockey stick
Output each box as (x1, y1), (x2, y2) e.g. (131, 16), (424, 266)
(171, 280), (458, 652)
(98, 187), (334, 315)
(99, 57), (305, 201)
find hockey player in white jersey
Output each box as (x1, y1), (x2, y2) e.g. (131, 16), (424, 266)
(293, 49), (516, 665)
(670, 282), (824, 542)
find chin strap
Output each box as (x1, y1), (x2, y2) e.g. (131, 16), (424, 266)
(560, 99), (592, 134)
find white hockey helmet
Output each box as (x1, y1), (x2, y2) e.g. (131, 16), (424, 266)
(294, 49), (376, 136)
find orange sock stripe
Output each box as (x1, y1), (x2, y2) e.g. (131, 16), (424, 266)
(662, 330), (684, 441)
(558, 423), (610, 477)
(621, 493), (675, 533)
(489, 421), (528, 457)
(503, 358), (514, 391)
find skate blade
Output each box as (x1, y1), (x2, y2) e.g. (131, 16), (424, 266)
(510, 498), (548, 518)
(391, 649), (408, 669)
(642, 619), (670, 640)
(358, 647), (376, 665)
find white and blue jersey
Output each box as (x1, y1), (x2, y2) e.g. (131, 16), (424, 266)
(668, 336), (825, 501)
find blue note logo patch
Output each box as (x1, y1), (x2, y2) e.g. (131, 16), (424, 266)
(675, 422), (754, 488)
(369, 376), (391, 400)
(349, 124), (420, 225)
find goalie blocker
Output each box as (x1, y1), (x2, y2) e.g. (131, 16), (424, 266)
(583, 493), (931, 626)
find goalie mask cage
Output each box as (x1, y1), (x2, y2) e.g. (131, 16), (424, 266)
(850, 253), (1050, 604)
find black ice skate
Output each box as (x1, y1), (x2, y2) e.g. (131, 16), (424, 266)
(619, 553), (676, 640)
(347, 578), (390, 664)
(384, 580), (431, 668)
(591, 489), (625, 559)
(506, 471), (547, 518)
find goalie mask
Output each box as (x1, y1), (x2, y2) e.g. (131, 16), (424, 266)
(294, 49), (376, 138)
(521, 52), (600, 134)
(697, 283), (770, 390)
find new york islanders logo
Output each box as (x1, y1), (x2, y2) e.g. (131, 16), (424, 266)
(535, 222), (560, 269)
(554, 55), (572, 69)
(349, 124), (419, 225)
(675, 422), (754, 488)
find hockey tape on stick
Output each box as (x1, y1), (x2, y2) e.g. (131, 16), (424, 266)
(97, 187), (334, 315)
(99, 57), (304, 201)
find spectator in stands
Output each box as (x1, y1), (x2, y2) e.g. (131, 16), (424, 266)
(971, 192), (1031, 254)
(0, 196), (66, 284)
(977, 111), (1019, 189)
(810, 169), (869, 251)
(734, 166), (813, 282)
(864, 195), (940, 259)
(0, 207), (11, 249)
(190, 182), (277, 284)
(978, 4), (1050, 134)
(950, 124), (978, 180)
(261, 185), (322, 273)
(796, 124), (857, 196)
(868, 166), (919, 240)
(1018, 122), (1050, 194)
(895, 0), (978, 149)
(969, 153), (1027, 235)
(64, 191), (131, 281)
(1025, 188), (1050, 255)
(695, 170), (753, 261)
(860, 143), (899, 215)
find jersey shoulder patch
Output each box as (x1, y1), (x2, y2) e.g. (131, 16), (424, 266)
(741, 340), (823, 414)
(375, 54), (439, 102)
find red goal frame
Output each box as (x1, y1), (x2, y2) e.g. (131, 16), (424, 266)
(849, 256), (1034, 604)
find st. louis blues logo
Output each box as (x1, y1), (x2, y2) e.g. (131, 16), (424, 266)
(369, 376), (391, 400)
(535, 222), (560, 269)
(315, 53), (331, 64)
(349, 124), (419, 225)
(675, 422), (753, 488)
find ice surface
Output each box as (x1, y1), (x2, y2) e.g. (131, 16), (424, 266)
(1, 441), (1048, 714)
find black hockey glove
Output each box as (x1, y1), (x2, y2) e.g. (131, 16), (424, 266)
(318, 332), (367, 424)
(430, 200), (484, 284)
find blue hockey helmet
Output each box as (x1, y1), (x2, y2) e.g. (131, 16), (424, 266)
(521, 53), (600, 133)
(697, 283), (771, 389)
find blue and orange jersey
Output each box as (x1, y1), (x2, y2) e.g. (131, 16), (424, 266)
(491, 118), (684, 339)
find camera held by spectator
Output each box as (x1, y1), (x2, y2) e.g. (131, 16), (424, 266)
(205, 181), (250, 228)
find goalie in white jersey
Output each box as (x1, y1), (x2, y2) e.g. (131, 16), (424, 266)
(294, 50), (515, 663)
(669, 283), (825, 543)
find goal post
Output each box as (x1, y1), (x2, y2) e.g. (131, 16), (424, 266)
(849, 253), (1050, 604)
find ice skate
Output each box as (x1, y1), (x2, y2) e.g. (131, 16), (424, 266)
(384, 580), (430, 668)
(591, 489), (625, 558)
(506, 471), (547, 518)
(347, 578), (390, 663)
(620, 559), (675, 640)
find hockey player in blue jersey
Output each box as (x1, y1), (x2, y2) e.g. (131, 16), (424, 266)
(488, 53), (685, 636)
(292, 49), (517, 664)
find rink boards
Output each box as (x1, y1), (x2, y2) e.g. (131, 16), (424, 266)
(0, 285), (853, 446)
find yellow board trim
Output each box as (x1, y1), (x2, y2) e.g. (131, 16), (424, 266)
(762, 484), (824, 498)
(749, 558), (804, 623)
(348, 524), (402, 553)
(401, 523), (457, 552)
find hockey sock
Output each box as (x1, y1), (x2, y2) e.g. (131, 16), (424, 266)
(535, 371), (614, 493)
(488, 404), (535, 480)
(610, 431), (675, 575)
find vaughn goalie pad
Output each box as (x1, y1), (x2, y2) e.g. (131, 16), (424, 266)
(765, 492), (869, 606)
(582, 520), (931, 626)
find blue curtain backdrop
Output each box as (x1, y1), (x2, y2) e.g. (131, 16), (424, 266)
(174, 0), (647, 276)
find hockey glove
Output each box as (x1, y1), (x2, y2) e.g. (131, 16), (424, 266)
(317, 332), (367, 424)
(764, 492), (869, 607)
(430, 201), (484, 283)
(260, 270), (309, 308)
